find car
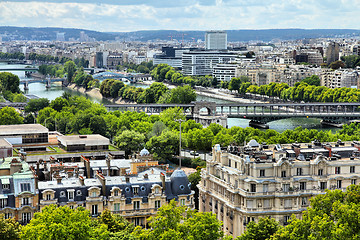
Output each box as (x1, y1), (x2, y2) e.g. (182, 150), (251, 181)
(190, 151), (199, 156)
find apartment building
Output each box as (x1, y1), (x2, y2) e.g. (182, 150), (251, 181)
(0, 157), (38, 224)
(198, 140), (360, 237)
(321, 69), (359, 89)
(213, 63), (238, 82)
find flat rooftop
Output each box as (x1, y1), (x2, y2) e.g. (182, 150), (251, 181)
(0, 124), (48, 135)
(58, 134), (109, 147)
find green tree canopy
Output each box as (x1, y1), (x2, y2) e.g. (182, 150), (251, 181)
(133, 199), (224, 240)
(0, 107), (23, 125)
(24, 98), (50, 113)
(21, 205), (109, 240)
(115, 130), (146, 156)
(0, 72), (20, 93)
(0, 214), (21, 240)
(64, 60), (76, 83)
(237, 217), (280, 240)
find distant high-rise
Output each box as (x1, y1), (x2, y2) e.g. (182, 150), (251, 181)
(326, 42), (339, 65)
(56, 32), (65, 41)
(205, 31), (227, 50)
(80, 31), (89, 42)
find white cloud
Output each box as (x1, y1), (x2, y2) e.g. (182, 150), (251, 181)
(0, 1), (359, 31)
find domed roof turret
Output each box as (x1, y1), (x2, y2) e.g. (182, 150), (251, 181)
(140, 148), (150, 156)
(170, 169), (191, 195)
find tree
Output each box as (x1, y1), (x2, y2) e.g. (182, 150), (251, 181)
(110, 81), (125, 98)
(237, 217), (280, 240)
(0, 107), (23, 125)
(21, 205), (109, 240)
(64, 60), (76, 83)
(133, 199), (224, 240)
(228, 77), (242, 91)
(0, 72), (20, 93)
(329, 60), (345, 70)
(25, 98), (50, 113)
(146, 130), (180, 162)
(89, 115), (107, 136)
(159, 85), (196, 104)
(271, 185), (360, 240)
(115, 130), (145, 156)
(97, 209), (135, 240)
(50, 97), (69, 112)
(301, 75), (320, 86)
(0, 214), (21, 240)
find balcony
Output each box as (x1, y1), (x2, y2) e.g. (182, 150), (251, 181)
(40, 199), (58, 205)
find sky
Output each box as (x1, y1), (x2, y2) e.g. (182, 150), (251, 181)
(0, 0), (360, 32)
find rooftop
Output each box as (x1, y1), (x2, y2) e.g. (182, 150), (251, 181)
(57, 134), (110, 147)
(0, 124), (48, 135)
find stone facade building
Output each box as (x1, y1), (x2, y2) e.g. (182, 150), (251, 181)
(198, 141), (360, 237)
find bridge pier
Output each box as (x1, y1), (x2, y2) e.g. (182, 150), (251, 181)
(24, 81), (29, 91)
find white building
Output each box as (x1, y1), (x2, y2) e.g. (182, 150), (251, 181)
(213, 63), (238, 82)
(182, 50), (237, 76)
(205, 31), (227, 50)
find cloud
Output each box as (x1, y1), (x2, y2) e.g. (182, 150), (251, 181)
(0, 1), (359, 32)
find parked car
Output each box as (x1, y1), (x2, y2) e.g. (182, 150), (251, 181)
(190, 151), (199, 156)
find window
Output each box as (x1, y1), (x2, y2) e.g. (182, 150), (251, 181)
(4, 213), (12, 219)
(69, 205), (74, 209)
(91, 205), (98, 216)
(68, 191), (74, 200)
(20, 183), (31, 192)
(22, 197), (29, 206)
(246, 200), (253, 209)
(76, 190), (82, 196)
(284, 199), (292, 208)
(260, 170), (265, 177)
(180, 199), (185, 206)
(60, 191), (66, 197)
(155, 187), (160, 194)
(318, 169), (323, 176)
(320, 182), (327, 190)
(155, 200), (161, 209)
(0, 199), (7, 208)
(91, 191), (97, 197)
(281, 171), (286, 178)
(300, 182), (306, 190)
(284, 216), (290, 225)
(228, 159), (231, 167)
(335, 167), (341, 174)
(22, 212), (31, 224)
(350, 166), (355, 173)
(263, 199), (270, 208)
(133, 201), (140, 210)
(46, 194), (51, 200)
(337, 180), (342, 189)
(114, 203), (120, 211)
(250, 184), (256, 193)
(301, 197), (307, 206)
(114, 190), (119, 196)
(133, 187), (139, 195)
(351, 179), (357, 185)
(296, 168), (303, 176)
(263, 184), (269, 193)
(2, 184), (10, 190)
(283, 184), (290, 192)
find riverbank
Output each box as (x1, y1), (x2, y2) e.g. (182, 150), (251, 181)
(66, 84), (136, 104)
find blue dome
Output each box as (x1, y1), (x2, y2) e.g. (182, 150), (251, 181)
(140, 148), (150, 156)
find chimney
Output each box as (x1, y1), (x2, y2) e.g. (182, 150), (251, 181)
(160, 172), (166, 192)
(34, 175), (38, 190)
(44, 160), (47, 170)
(96, 171), (106, 197)
(125, 175), (130, 183)
(50, 156), (55, 164)
(68, 170), (74, 178)
(36, 161), (40, 177)
(75, 167), (79, 177)
(82, 156), (91, 179)
(56, 176), (62, 184)
(106, 157), (111, 176)
(79, 175), (85, 186)
(325, 145), (332, 158)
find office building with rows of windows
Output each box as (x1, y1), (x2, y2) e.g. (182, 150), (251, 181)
(198, 140), (360, 238)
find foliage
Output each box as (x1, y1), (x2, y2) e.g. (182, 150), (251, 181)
(188, 167), (203, 209)
(329, 60), (345, 70)
(0, 52), (25, 60)
(64, 60), (76, 83)
(270, 185), (360, 240)
(25, 98), (50, 113)
(341, 55), (360, 68)
(300, 75), (320, 86)
(116, 61), (154, 74)
(0, 72), (20, 94)
(115, 130), (146, 156)
(146, 130), (180, 162)
(97, 210), (136, 240)
(228, 76), (250, 91)
(0, 107), (23, 125)
(20, 205), (109, 240)
(0, 214), (21, 240)
(132, 199), (224, 240)
(158, 85), (196, 104)
(237, 217), (280, 240)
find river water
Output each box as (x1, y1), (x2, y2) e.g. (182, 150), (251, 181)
(2, 63), (338, 133)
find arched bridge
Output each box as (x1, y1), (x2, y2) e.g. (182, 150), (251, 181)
(92, 72), (134, 82)
(104, 101), (360, 126)
(20, 78), (66, 90)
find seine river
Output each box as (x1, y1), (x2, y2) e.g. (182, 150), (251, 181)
(2, 63), (338, 133)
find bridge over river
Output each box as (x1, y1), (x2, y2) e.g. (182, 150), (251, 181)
(104, 101), (360, 128)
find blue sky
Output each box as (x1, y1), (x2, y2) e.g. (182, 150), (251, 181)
(0, 0), (359, 32)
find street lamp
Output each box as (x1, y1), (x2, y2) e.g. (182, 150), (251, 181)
(175, 119), (185, 169)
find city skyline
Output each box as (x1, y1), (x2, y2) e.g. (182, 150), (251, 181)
(0, 0), (360, 32)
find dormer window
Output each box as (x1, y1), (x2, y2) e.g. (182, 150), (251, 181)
(91, 191), (97, 197)
(68, 190), (75, 200)
(20, 183), (31, 192)
(155, 187), (159, 194)
(133, 187), (139, 195)
(114, 190), (119, 196)
(46, 194), (51, 200)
